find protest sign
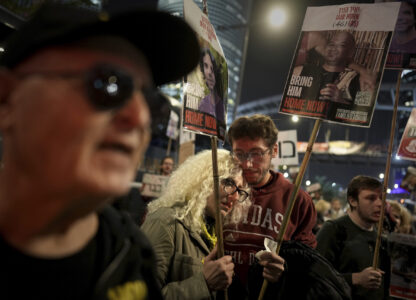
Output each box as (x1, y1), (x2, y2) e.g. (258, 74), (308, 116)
(141, 174), (169, 198)
(377, 1), (416, 70)
(166, 110), (179, 139)
(398, 108), (416, 161)
(183, 0), (228, 140)
(271, 129), (299, 167)
(279, 2), (400, 127)
(389, 233), (416, 299)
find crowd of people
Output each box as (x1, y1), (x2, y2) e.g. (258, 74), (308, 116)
(1, 2), (416, 300)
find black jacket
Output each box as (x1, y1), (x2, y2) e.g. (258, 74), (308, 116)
(92, 205), (163, 300)
(1, 205), (163, 300)
(226, 241), (351, 300)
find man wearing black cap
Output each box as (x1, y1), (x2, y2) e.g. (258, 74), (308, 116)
(0, 2), (199, 299)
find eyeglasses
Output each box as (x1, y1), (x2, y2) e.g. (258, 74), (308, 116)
(221, 178), (249, 202)
(17, 63), (158, 111)
(231, 149), (271, 163)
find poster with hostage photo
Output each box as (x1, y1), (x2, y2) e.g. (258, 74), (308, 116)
(397, 108), (416, 161)
(279, 2), (400, 127)
(183, 0), (228, 140)
(377, 0), (416, 69)
(388, 233), (416, 299)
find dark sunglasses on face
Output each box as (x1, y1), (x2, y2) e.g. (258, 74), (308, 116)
(16, 63), (158, 111)
(220, 178), (249, 202)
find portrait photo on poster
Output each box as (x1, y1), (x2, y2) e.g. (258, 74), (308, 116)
(286, 30), (381, 124)
(377, 0), (416, 69)
(183, 37), (228, 140)
(182, 0), (228, 140)
(279, 3), (400, 127)
(279, 3), (399, 128)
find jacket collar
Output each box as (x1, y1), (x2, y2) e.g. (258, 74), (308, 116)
(177, 217), (210, 254)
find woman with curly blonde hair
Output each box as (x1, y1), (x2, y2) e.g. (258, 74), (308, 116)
(389, 200), (413, 234)
(141, 149), (250, 300)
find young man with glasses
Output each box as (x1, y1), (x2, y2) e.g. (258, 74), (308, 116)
(0, 2), (199, 299)
(224, 114), (317, 297)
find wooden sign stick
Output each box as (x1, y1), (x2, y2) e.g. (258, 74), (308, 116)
(258, 119), (322, 300)
(372, 69), (402, 268)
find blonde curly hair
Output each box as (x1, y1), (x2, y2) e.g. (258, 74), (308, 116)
(389, 200), (412, 234)
(147, 149), (243, 233)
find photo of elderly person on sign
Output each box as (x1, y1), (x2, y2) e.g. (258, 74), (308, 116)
(199, 48), (225, 124)
(141, 149), (250, 300)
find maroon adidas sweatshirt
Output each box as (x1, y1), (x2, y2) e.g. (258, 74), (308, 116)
(223, 171), (317, 285)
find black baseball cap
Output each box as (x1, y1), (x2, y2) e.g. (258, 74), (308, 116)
(0, 2), (200, 86)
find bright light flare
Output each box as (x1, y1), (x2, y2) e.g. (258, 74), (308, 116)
(292, 115), (299, 122)
(268, 7), (286, 28)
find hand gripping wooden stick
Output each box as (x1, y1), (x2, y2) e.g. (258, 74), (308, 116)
(257, 119), (322, 300)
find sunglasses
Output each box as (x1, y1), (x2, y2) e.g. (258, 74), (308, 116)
(16, 63), (158, 111)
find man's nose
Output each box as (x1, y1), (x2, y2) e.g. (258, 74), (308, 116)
(227, 191), (239, 205)
(112, 91), (151, 131)
(241, 158), (253, 168)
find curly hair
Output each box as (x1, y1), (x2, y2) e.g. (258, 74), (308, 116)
(227, 114), (278, 149)
(389, 200), (413, 234)
(315, 199), (331, 215)
(147, 149), (243, 233)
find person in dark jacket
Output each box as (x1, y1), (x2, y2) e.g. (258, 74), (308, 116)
(0, 2), (199, 299)
(316, 175), (391, 300)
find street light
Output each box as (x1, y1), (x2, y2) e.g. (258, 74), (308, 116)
(217, 3), (288, 121)
(268, 7), (286, 28)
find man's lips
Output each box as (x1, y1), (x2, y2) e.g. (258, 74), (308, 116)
(98, 139), (136, 156)
(243, 170), (258, 177)
(99, 143), (132, 154)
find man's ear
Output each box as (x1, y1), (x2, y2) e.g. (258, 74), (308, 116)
(0, 68), (18, 130)
(271, 142), (278, 158)
(347, 196), (357, 209)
